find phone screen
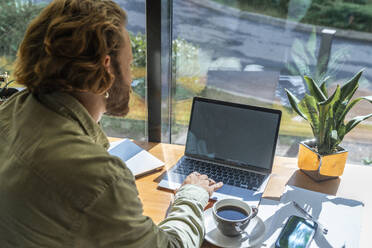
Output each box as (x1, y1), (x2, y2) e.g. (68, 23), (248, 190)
(275, 215), (317, 248)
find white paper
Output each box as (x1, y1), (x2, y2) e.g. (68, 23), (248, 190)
(258, 198), (281, 230)
(108, 140), (122, 150)
(263, 185), (364, 248)
(125, 150), (164, 176)
(255, 198), (281, 247)
(108, 139), (164, 176)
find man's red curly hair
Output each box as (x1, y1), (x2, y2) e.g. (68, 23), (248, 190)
(14, 0), (127, 94)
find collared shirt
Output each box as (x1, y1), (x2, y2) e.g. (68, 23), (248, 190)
(0, 90), (209, 247)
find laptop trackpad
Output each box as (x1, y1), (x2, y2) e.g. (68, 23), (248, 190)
(212, 184), (262, 202)
(158, 178), (262, 206)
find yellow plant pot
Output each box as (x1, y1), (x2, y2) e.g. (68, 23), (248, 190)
(298, 140), (348, 181)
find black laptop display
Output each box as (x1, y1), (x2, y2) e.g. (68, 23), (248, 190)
(159, 97), (281, 204)
(186, 98), (280, 173)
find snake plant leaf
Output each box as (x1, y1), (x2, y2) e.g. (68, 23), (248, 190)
(287, 64), (300, 77)
(306, 27), (317, 61)
(330, 129), (339, 147)
(321, 120), (333, 153)
(285, 89), (308, 121)
(285, 70), (369, 155)
(319, 85), (341, 108)
(345, 113), (372, 134)
(337, 124), (347, 143)
(304, 76), (327, 102)
(293, 39), (310, 66)
(319, 78), (329, 98)
(319, 86), (340, 138)
(334, 99), (350, 130)
(298, 94), (320, 137)
(339, 69), (363, 102)
(334, 70), (362, 126)
(338, 96), (372, 127)
(292, 49), (310, 75)
(322, 75), (331, 82)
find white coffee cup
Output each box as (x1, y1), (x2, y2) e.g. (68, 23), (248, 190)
(212, 198), (258, 237)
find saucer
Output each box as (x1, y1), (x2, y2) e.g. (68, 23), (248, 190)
(204, 208), (266, 248)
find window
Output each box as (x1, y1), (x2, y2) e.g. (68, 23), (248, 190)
(0, 0), (147, 141)
(2, 0), (371, 165)
(170, 0), (372, 165)
(100, 1), (147, 141)
(0, 1), (44, 79)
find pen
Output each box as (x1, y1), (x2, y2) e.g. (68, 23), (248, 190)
(292, 201), (328, 235)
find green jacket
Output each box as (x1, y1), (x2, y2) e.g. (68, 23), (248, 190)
(0, 91), (209, 248)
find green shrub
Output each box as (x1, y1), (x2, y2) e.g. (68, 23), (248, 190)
(363, 158), (372, 165)
(0, 3), (149, 70)
(172, 38), (201, 77)
(212, 0), (372, 33)
(128, 32), (201, 77)
(305, 2), (372, 32)
(129, 32), (146, 68)
(344, 0), (367, 4)
(213, 0), (288, 15)
(0, 0), (45, 59)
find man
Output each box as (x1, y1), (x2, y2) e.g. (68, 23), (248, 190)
(0, 0), (222, 247)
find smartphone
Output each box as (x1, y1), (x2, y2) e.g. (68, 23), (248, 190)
(275, 215), (317, 248)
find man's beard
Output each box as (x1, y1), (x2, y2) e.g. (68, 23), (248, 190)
(105, 61), (131, 117)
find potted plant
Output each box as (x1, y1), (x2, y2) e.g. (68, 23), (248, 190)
(0, 72), (18, 104)
(285, 70), (372, 181)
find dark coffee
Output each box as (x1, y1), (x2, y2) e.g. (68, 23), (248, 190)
(216, 206), (249, 220)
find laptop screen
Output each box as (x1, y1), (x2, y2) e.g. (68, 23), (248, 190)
(185, 97), (281, 172)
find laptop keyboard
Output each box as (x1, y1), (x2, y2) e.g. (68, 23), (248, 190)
(171, 158), (266, 190)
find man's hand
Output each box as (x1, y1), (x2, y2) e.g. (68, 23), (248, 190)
(181, 172), (223, 197)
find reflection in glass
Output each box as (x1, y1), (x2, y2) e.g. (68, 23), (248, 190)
(171, 0), (372, 165)
(101, 1), (147, 141)
(287, 222), (313, 247)
(0, 0), (148, 141)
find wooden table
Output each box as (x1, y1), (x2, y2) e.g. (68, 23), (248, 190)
(109, 139), (372, 247)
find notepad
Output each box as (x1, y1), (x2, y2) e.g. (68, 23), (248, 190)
(108, 139), (164, 177)
(262, 185), (364, 247)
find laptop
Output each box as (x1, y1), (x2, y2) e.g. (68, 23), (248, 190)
(158, 97), (281, 206)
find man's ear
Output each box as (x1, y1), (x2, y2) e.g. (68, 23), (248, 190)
(104, 55), (111, 73)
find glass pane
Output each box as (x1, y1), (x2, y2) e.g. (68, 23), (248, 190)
(98, 0), (147, 141)
(171, 0), (372, 165)
(0, 0), (147, 141)
(0, 1), (44, 82)
(161, 0), (173, 143)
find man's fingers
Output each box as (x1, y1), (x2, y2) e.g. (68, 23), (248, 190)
(183, 172), (223, 196)
(212, 182), (224, 191)
(199, 174), (208, 180)
(208, 178), (216, 185)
